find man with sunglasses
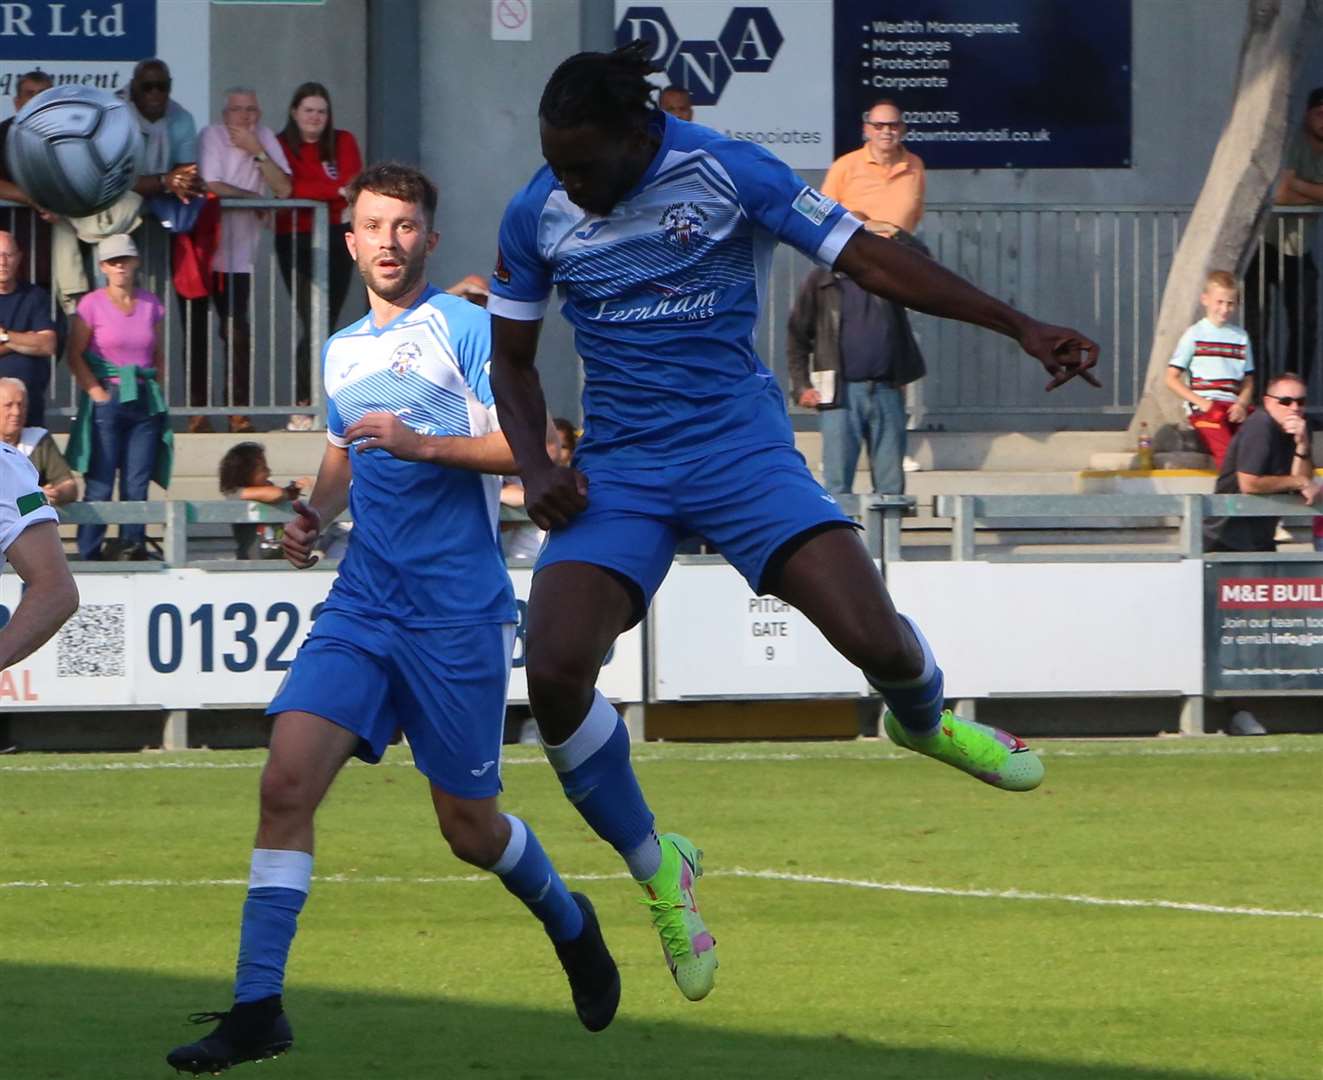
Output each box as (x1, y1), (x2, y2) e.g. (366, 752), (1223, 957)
(1205, 372), (1319, 552)
(821, 99), (924, 238)
(126, 60), (204, 204)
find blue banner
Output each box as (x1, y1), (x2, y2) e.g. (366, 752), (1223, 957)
(834, 0), (1131, 169)
(0, 2), (156, 62)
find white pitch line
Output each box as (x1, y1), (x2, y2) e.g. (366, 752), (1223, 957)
(1, 867), (1318, 922)
(0, 740), (1316, 775)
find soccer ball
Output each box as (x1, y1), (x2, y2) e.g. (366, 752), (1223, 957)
(5, 85), (140, 218)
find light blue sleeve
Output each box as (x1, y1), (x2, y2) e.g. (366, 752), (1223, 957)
(452, 304), (495, 407)
(486, 174), (555, 320)
(322, 339), (348, 444)
(1242, 333), (1254, 374)
(707, 138), (862, 267)
(1168, 325), (1196, 371)
(169, 101), (199, 165)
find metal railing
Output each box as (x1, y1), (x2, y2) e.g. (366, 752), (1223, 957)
(931, 493), (1323, 561)
(760, 204), (1323, 431)
(0, 197), (330, 427)
(62, 493), (1322, 568)
(58, 494), (917, 568)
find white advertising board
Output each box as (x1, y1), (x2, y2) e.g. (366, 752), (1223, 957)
(614, 1), (833, 170)
(885, 561), (1205, 697)
(650, 561), (867, 699)
(0, 566), (643, 710)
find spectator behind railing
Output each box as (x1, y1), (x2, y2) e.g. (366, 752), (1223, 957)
(125, 59), (205, 210)
(64, 234), (172, 560)
(0, 69), (56, 286)
(500, 417), (561, 561)
(275, 82), (363, 430)
(1245, 87), (1323, 387)
(552, 417), (578, 465)
(1165, 269), (1255, 467)
(189, 88), (293, 434)
(821, 98), (925, 238)
(0, 230), (59, 426)
(0, 376), (76, 505)
(218, 440), (311, 559)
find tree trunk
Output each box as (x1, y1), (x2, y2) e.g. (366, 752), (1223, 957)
(1131, 0), (1316, 448)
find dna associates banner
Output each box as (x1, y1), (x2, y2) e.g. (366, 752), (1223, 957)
(615, 2), (1132, 171)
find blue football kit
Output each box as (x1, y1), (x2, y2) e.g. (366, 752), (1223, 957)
(269, 286), (517, 798)
(488, 111), (864, 601)
(224, 289), (593, 1026)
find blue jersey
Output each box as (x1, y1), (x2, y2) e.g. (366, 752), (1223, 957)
(322, 286), (515, 627)
(488, 112), (862, 470)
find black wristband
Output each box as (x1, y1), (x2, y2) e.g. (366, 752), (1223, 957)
(1295, 451), (1311, 460)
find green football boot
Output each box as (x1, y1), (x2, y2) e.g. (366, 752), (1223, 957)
(639, 833), (717, 1001)
(884, 709), (1044, 791)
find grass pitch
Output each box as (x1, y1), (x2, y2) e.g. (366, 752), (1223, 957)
(2, 736), (1319, 1080)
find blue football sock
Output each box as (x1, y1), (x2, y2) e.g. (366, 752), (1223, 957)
(491, 814), (584, 943)
(543, 690), (659, 880)
(234, 849), (312, 1004)
(868, 614), (944, 737)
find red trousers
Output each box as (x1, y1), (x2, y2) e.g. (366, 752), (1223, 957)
(1190, 401), (1246, 467)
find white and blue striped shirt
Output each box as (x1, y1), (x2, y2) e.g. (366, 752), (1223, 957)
(322, 286), (515, 627)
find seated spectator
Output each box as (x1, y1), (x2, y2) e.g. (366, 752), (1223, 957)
(500, 418), (562, 560)
(446, 274), (490, 307)
(64, 234), (172, 560)
(1204, 372), (1317, 552)
(0, 69), (56, 285)
(189, 87), (292, 434)
(126, 59), (205, 209)
(1166, 269), (1254, 466)
(552, 417), (577, 465)
(0, 230), (59, 427)
(0, 376), (76, 504)
(218, 441), (310, 559)
(275, 82), (362, 429)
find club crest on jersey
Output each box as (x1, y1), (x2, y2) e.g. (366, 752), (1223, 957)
(389, 342), (422, 378)
(659, 201), (708, 247)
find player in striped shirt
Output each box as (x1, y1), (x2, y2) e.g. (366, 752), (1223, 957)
(1166, 269), (1255, 466)
(488, 43), (1100, 1003)
(167, 165), (618, 1077)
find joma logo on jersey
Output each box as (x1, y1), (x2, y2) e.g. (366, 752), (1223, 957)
(389, 342), (422, 378)
(616, 6), (783, 106)
(659, 201), (708, 247)
(590, 288), (720, 323)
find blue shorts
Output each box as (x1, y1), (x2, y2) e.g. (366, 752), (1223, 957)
(267, 609), (514, 799)
(538, 442), (855, 611)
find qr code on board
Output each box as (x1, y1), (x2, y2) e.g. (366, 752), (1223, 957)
(56, 603), (126, 678)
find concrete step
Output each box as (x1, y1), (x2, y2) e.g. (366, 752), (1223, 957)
(796, 429), (1133, 473)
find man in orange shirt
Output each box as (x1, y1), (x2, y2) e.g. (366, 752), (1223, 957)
(821, 99), (925, 236)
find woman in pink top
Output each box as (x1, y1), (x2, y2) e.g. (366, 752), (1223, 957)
(67, 234), (169, 560)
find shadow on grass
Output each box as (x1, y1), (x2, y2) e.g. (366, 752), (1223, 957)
(3, 962), (1251, 1080)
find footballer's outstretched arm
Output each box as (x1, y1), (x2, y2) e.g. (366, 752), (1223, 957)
(0, 521), (78, 670)
(834, 228), (1100, 391)
(490, 314), (587, 529)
